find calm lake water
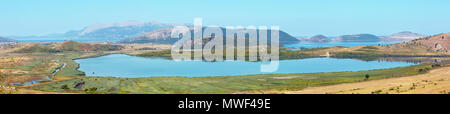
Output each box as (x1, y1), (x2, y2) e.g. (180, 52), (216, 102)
(75, 54), (417, 78)
(284, 41), (396, 49)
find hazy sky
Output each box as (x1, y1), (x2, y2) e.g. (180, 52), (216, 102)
(1, 0), (449, 36)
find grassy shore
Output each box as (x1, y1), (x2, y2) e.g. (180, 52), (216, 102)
(31, 63), (441, 94)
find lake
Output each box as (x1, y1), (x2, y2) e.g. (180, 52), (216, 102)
(75, 54), (417, 78)
(284, 41), (396, 50)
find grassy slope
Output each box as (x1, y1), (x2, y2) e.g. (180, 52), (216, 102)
(32, 63), (439, 94)
(312, 34), (450, 57)
(0, 53), (64, 83)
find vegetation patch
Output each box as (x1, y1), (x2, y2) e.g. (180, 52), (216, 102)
(31, 64), (439, 94)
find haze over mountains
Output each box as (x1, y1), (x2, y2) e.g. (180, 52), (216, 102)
(57, 21), (178, 39)
(298, 35), (330, 43)
(298, 31), (426, 43)
(333, 34), (381, 42)
(6, 20), (432, 45)
(0, 37), (18, 42)
(379, 31), (426, 42)
(10, 21), (299, 44)
(119, 27), (299, 44)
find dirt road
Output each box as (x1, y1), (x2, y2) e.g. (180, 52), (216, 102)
(282, 67), (450, 94)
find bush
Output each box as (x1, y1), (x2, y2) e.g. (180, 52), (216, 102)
(365, 74), (370, 80)
(85, 87), (98, 93)
(61, 85), (69, 90)
(432, 64), (441, 68)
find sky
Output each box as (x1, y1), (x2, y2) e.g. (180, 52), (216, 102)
(0, 0), (449, 37)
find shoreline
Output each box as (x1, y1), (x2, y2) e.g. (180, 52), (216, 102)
(74, 53), (420, 79)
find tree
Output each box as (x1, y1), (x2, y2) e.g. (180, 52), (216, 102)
(61, 85), (70, 90)
(0, 70), (4, 81)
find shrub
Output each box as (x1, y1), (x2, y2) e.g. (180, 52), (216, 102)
(365, 74), (370, 80)
(61, 85), (69, 90)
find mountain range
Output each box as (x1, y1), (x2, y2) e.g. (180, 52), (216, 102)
(379, 31), (426, 42)
(60, 21), (178, 39)
(9, 21), (179, 41)
(6, 20), (428, 44)
(119, 27), (300, 44)
(333, 34), (381, 42)
(0, 37), (18, 42)
(297, 35), (330, 43)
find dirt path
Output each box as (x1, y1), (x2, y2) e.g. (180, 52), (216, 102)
(278, 67), (450, 94)
(238, 67), (450, 94)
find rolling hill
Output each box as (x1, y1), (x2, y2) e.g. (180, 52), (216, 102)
(0, 37), (18, 42)
(296, 33), (450, 57)
(332, 34), (381, 42)
(14, 41), (124, 53)
(14, 21), (179, 40)
(119, 27), (299, 45)
(298, 35), (330, 43)
(380, 31), (425, 42)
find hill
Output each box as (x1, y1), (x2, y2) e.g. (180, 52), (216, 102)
(119, 27), (299, 45)
(16, 21), (178, 40)
(14, 41), (124, 53)
(380, 31), (425, 42)
(0, 37), (18, 42)
(297, 33), (450, 57)
(55, 41), (124, 52)
(119, 29), (178, 44)
(332, 34), (381, 42)
(298, 34), (330, 43)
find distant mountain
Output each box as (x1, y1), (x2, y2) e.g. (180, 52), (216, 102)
(120, 27), (299, 45)
(332, 34), (381, 42)
(75, 21), (177, 39)
(298, 34), (330, 43)
(120, 28), (177, 44)
(380, 31), (425, 42)
(19, 21), (180, 40)
(0, 37), (18, 42)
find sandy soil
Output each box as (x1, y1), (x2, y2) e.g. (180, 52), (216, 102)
(256, 67), (450, 94)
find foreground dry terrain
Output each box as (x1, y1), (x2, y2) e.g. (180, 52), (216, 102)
(252, 66), (450, 94)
